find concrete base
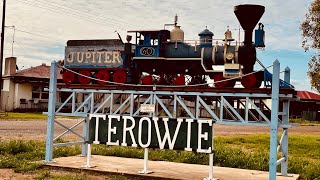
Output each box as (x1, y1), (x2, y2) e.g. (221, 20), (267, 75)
(44, 155), (298, 180)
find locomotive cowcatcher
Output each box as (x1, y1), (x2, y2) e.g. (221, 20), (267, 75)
(61, 4), (267, 88)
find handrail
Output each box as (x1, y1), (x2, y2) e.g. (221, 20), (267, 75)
(166, 39), (243, 46)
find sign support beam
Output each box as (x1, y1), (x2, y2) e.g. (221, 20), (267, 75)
(45, 61), (58, 162)
(269, 60), (280, 180)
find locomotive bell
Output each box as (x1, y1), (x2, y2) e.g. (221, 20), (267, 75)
(223, 27), (234, 41)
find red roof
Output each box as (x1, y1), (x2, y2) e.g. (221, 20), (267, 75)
(8, 64), (62, 79)
(297, 91), (320, 101)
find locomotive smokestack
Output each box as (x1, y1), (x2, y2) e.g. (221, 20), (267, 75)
(234, 4), (265, 46)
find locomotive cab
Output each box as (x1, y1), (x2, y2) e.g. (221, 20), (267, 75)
(128, 30), (170, 58)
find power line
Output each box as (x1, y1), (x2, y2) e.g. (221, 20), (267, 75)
(5, 25), (15, 56)
(15, 28), (55, 39)
(8, 0), (150, 47)
(5, 27), (63, 61)
(26, 0), (144, 30)
(6, 26), (61, 44)
(15, 0), (141, 31)
(6, 30), (35, 58)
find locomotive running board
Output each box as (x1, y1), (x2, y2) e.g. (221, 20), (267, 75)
(133, 57), (201, 61)
(133, 57), (165, 60)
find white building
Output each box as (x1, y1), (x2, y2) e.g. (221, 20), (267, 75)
(0, 57), (62, 111)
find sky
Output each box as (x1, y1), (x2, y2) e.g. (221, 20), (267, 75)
(0, 0), (316, 91)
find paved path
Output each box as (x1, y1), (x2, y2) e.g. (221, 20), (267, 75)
(45, 155), (299, 180)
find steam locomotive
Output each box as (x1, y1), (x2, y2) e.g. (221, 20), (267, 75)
(62, 4), (266, 88)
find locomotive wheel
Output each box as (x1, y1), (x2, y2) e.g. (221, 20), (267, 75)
(78, 70), (91, 84)
(141, 75), (153, 85)
(213, 73), (229, 88)
(113, 71), (127, 83)
(173, 74), (185, 85)
(95, 71), (110, 85)
(62, 71), (75, 84)
(241, 74), (256, 88)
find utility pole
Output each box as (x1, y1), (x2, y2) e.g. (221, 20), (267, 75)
(0, 0), (6, 104)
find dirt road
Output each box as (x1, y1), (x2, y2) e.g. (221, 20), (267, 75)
(0, 119), (319, 141)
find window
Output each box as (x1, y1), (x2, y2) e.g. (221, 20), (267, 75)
(32, 86), (49, 99)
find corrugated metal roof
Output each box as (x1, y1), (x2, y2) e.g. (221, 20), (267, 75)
(9, 64), (62, 79)
(297, 91), (320, 101)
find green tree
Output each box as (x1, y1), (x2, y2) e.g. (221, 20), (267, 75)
(300, 0), (320, 92)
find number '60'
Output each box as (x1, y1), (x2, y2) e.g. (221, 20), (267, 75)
(140, 47), (154, 56)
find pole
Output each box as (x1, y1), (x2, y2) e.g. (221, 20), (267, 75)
(280, 66), (290, 176)
(0, 0), (6, 106)
(45, 61), (58, 162)
(269, 60), (280, 180)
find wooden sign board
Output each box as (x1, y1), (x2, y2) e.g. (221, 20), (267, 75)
(88, 115), (213, 153)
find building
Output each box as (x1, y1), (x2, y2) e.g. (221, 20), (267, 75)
(290, 90), (320, 120)
(0, 57), (62, 111)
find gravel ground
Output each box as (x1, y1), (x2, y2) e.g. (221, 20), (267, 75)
(0, 118), (319, 141)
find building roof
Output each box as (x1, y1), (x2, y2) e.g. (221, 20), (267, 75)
(297, 91), (320, 101)
(7, 63), (62, 79)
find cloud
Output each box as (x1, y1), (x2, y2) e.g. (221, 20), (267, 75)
(291, 79), (312, 91)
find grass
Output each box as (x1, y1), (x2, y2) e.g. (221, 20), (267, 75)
(0, 112), (82, 120)
(0, 112), (48, 120)
(214, 135), (320, 179)
(0, 135), (319, 179)
(35, 170), (90, 180)
(290, 118), (320, 126)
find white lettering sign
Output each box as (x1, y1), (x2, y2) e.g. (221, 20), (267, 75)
(107, 115), (121, 146)
(121, 116), (138, 147)
(66, 50), (123, 65)
(89, 114), (213, 153)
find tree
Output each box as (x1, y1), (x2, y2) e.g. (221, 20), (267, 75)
(300, 0), (320, 92)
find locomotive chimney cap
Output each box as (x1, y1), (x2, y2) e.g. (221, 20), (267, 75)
(198, 26), (214, 36)
(234, 4), (265, 32)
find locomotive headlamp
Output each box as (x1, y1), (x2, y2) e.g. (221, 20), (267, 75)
(226, 52), (234, 60)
